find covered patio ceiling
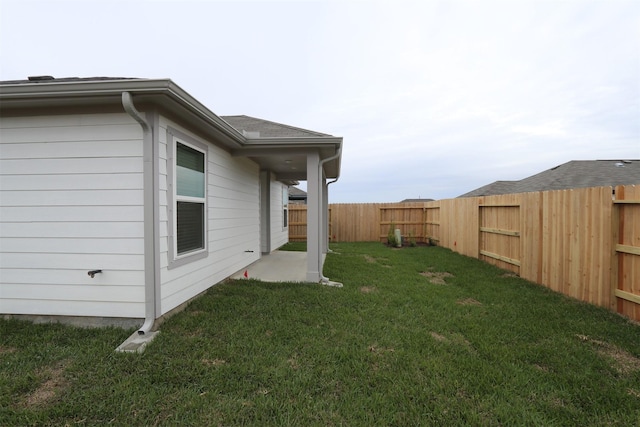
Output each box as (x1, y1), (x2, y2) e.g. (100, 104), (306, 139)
(234, 142), (341, 182)
(222, 115), (342, 182)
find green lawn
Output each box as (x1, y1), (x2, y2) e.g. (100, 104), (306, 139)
(2, 243), (639, 426)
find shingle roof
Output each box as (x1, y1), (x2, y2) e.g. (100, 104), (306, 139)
(221, 115), (333, 138)
(288, 186), (307, 198)
(458, 181), (519, 198)
(400, 198), (435, 203)
(459, 160), (640, 197)
(0, 76), (140, 85)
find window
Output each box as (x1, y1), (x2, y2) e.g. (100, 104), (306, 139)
(283, 186), (289, 229)
(176, 143), (205, 253)
(167, 127), (208, 268)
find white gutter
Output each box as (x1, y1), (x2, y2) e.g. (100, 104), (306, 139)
(122, 92), (156, 336)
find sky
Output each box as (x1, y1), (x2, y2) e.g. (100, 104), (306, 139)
(1, 0), (638, 202)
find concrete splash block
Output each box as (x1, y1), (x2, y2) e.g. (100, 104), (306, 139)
(115, 330), (159, 353)
(322, 280), (344, 288)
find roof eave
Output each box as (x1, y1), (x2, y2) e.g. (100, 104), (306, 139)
(0, 79), (344, 177)
(0, 78), (246, 149)
(236, 136), (343, 155)
(232, 136), (342, 179)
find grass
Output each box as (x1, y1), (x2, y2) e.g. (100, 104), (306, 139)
(1, 243), (639, 426)
(280, 241), (307, 251)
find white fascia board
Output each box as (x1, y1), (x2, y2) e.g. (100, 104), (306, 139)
(237, 137), (343, 157)
(243, 136), (343, 146)
(0, 78), (171, 98)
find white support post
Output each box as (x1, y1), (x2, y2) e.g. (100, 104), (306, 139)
(322, 179), (329, 253)
(306, 152), (322, 282)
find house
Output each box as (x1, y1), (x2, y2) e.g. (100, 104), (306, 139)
(459, 160), (640, 197)
(0, 76), (342, 337)
(288, 186), (308, 204)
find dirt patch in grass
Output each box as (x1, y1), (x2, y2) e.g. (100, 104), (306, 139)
(368, 344), (395, 354)
(360, 286), (377, 294)
(420, 270), (453, 285)
(185, 328), (204, 338)
(21, 359), (70, 408)
(363, 255), (390, 266)
(288, 355), (300, 370)
(577, 334), (640, 375)
(501, 272), (519, 278)
(201, 358), (227, 367)
(429, 332), (448, 342)
(368, 344), (395, 372)
(429, 332), (475, 353)
(457, 298), (482, 306)
(0, 346), (17, 355)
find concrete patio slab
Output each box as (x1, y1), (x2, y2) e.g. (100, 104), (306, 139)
(231, 250), (326, 283)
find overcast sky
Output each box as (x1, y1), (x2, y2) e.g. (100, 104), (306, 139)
(1, 0), (638, 202)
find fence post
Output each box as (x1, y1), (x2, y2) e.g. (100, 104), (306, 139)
(611, 191), (620, 313)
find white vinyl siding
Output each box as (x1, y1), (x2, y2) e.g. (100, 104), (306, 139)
(0, 113), (145, 318)
(270, 180), (289, 249)
(158, 117), (260, 315)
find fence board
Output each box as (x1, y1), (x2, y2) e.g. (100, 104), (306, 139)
(520, 191), (544, 284)
(379, 203), (429, 243)
(479, 199), (520, 274)
(331, 203), (381, 242)
(288, 204), (307, 242)
(614, 185), (640, 320)
(424, 204), (440, 243)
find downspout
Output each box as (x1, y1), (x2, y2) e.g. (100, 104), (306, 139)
(326, 148), (341, 188)
(122, 92), (156, 335)
(325, 164), (341, 253)
(317, 143), (342, 282)
(318, 143), (342, 192)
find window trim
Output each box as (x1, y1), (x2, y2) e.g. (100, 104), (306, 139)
(167, 127), (209, 269)
(282, 185), (289, 230)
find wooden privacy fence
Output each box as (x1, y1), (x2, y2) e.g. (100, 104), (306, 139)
(288, 185), (640, 321)
(289, 202), (439, 243)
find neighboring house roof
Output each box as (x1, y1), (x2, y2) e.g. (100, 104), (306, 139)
(0, 76), (343, 182)
(400, 198), (435, 203)
(459, 160), (640, 197)
(458, 181), (519, 198)
(288, 186), (308, 199)
(222, 115), (332, 138)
